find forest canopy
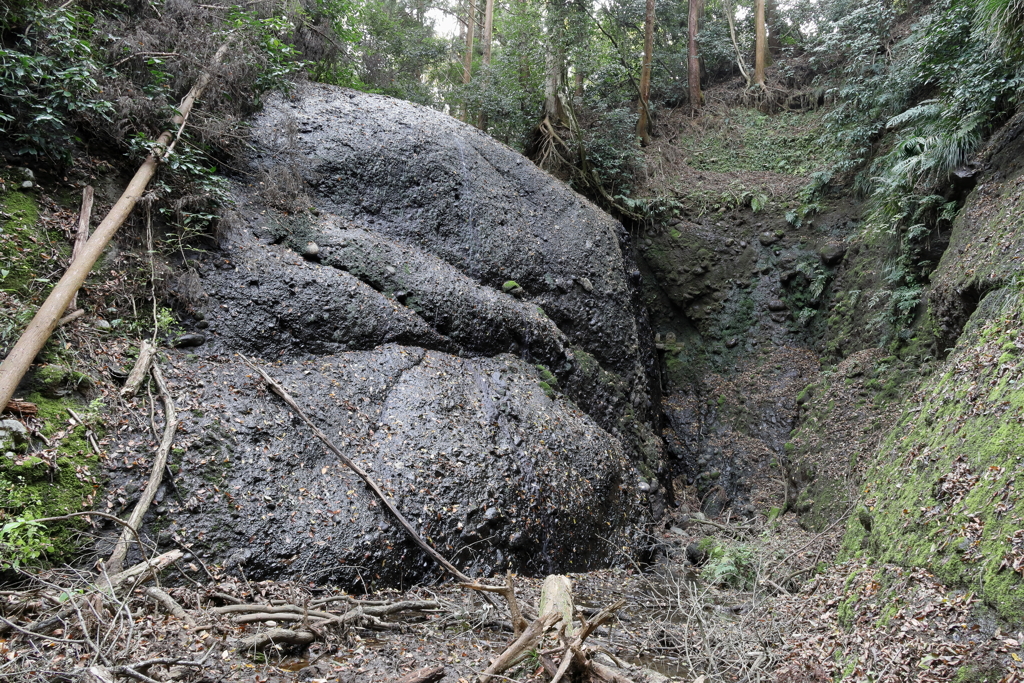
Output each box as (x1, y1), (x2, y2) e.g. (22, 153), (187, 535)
(1, 0), (1022, 225)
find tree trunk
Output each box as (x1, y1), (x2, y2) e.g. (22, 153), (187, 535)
(725, 0), (751, 87)
(687, 0), (701, 113)
(754, 0), (766, 87)
(635, 0), (654, 144)
(477, 0), (495, 130)
(543, 0), (567, 125)
(462, 0), (477, 121)
(0, 44), (229, 413)
(766, 0), (783, 56)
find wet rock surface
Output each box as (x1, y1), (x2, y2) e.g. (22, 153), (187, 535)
(108, 85), (661, 585)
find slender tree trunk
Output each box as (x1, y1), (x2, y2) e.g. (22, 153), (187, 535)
(766, 0), (782, 56)
(543, 0), (567, 124)
(754, 0), (766, 87)
(462, 0), (476, 121)
(635, 0), (654, 144)
(477, 0), (495, 130)
(725, 0), (751, 87)
(687, 0), (701, 113)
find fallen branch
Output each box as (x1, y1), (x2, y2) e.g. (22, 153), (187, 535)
(120, 339), (157, 399)
(461, 572), (529, 637)
(68, 186), (92, 311)
(0, 43), (229, 411)
(237, 627), (316, 651)
(241, 355), (496, 606)
(144, 587), (195, 627)
(3, 399), (37, 416)
(57, 308), (84, 327)
(396, 666), (445, 683)
(107, 362), (177, 574)
(477, 611), (562, 683)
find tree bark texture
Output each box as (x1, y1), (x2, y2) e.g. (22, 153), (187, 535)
(755, 0), (767, 86)
(687, 0), (702, 112)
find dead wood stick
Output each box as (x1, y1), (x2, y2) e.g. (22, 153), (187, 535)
(3, 399), (37, 416)
(237, 627), (315, 651)
(548, 599), (626, 683)
(588, 659), (636, 683)
(57, 309), (84, 327)
(107, 363), (176, 574)
(212, 603), (335, 617)
(0, 43), (229, 411)
(120, 339), (157, 399)
(69, 186), (93, 311)
(462, 571), (528, 637)
(477, 611), (562, 683)
(17, 550), (182, 637)
(242, 355), (496, 606)
(396, 666), (445, 683)
(144, 586), (195, 627)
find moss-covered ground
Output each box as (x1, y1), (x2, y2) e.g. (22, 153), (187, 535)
(842, 288), (1024, 623)
(0, 393), (103, 566)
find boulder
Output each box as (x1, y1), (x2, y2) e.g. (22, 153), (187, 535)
(107, 85), (662, 586)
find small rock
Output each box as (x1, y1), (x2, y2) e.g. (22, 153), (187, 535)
(385, 265), (396, 275)
(819, 242), (846, 266)
(302, 241), (320, 258)
(767, 299), (787, 312)
(579, 277), (594, 293)
(95, 319), (112, 331)
(20, 181), (33, 190)
(725, 338), (738, 349)
(173, 333), (206, 348)
(758, 232), (778, 246)
(638, 480), (651, 493)
(195, 320), (209, 329)
(0, 419), (29, 449)
(685, 543), (709, 566)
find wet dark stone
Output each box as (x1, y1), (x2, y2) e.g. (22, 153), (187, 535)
(173, 333), (206, 348)
(106, 85), (664, 587)
(819, 243), (846, 266)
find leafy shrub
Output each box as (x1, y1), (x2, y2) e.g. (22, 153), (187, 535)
(0, 5), (112, 162)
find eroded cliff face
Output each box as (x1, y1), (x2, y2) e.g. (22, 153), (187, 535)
(106, 85), (667, 584)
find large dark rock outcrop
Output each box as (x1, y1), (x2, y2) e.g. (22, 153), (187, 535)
(110, 85), (667, 585)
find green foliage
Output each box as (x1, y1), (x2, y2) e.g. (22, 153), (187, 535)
(0, 516), (49, 569)
(698, 538), (756, 589)
(0, 4), (112, 162)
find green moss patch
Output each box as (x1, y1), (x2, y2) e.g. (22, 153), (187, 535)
(0, 394), (103, 567)
(844, 290), (1024, 622)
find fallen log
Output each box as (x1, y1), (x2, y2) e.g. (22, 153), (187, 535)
(0, 43), (229, 412)
(237, 627), (316, 652)
(2, 399), (37, 416)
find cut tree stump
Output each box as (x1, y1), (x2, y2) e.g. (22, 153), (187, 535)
(539, 574), (575, 636)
